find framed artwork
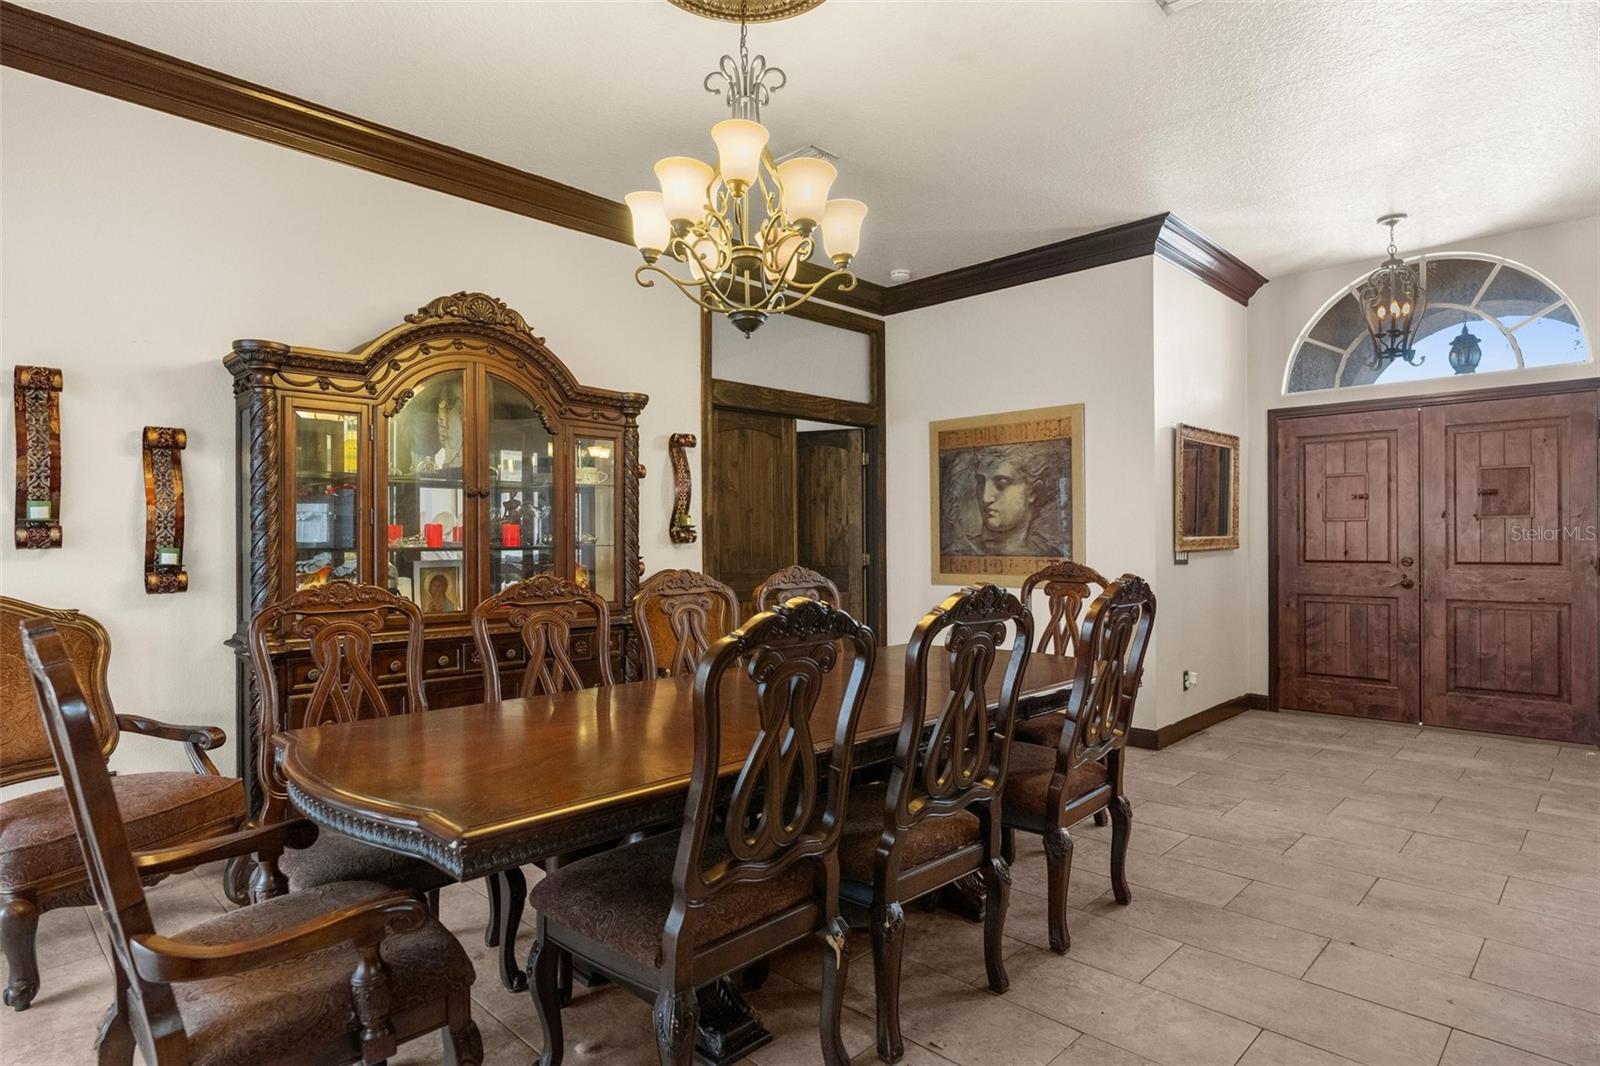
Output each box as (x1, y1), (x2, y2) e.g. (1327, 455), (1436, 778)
(412, 557), (464, 615)
(1174, 423), (1240, 552)
(929, 404), (1085, 586)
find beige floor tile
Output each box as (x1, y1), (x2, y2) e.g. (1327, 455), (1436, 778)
(0, 952), (115, 1066)
(1139, 750), (1288, 785)
(1537, 795), (1600, 824)
(1145, 945), (1449, 1066)
(896, 903), (1028, 988)
(389, 1006), (534, 1065)
(1283, 833), (1507, 902)
(741, 971), (878, 1066)
(1435, 796), (1600, 843)
(1500, 877), (1600, 929)
(1275, 771), (1446, 815)
(1124, 779), (1242, 817)
(1004, 946), (1259, 1066)
(1470, 940), (1600, 1015)
(1328, 796), (1528, 849)
(17, 905), (104, 979)
(1132, 801), (1304, 853)
(1225, 881), (1483, 976)
(1221, 800), (1413, 852)
(1083, 886), (1326, 978)
(1174, 774), (1345, 816)
(1401, 831), (1599, 894)
(1522, 830), (1600, 862)
(1048, 1034), (1157, 1065)
(1130, 762), (1200, 787)
(1005, 891), (1181, 981)
(1076, 815), (1189, 856)
(1361, 879), (1600, 966)
(1305, 941), (1599, 1065)
(1439, 1030), (1567, 1066)
(1009, 845), (1115, 907)
(1235, 1031), (1361, 1066)
(1074, 837), (1250, 907)
(1365, 768), (1540, 813)
(1163, 837), (1375, 906)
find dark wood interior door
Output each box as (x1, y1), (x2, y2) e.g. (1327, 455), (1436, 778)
(796, 428), (866, 620)
(708, 407), (796, 614)
(1275, 408), (1421, 722)
(1421, 392), (1599, 743)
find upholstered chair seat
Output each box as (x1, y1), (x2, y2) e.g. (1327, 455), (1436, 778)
(169, 880), (475, 1066)
(279, 831), (452, 895)
(837, 783), (980, 883)
(1012, 713), (1067, 749)
(1001, 742), (1109, 828)
(1, 773), (243, 905)
(529, 831), (817, 969)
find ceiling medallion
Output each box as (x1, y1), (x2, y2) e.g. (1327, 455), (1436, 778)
(627, 3), (865, 335)
(666, 0), (825, 24)
(1356, 213), (1429, 368)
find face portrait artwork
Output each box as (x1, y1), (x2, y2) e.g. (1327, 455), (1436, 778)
(930, 405), (1084, 586)
(416, 565), (461, 614)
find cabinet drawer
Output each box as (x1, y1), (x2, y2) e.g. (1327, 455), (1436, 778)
(423, 643), (463, 676)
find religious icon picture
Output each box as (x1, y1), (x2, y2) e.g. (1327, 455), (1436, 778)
(928, 403), (1085, 586)
(412, 558), (464, 615)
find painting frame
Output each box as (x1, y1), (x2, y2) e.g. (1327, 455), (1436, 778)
(928, 403), (1086, 587)
(412, 556), (465, 615)
(1174, 422), (1241, 553)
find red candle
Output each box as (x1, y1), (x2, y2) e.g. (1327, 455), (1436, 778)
(502, 523), (521, 547)
(387, 523), (402, 544)
(451, 525), (463, 544)
(424, 522), (443, 548)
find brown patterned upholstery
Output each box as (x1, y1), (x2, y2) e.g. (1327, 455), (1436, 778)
(280, 831), (451, 894)
(1002, 741), (1108, 819)
(0, 773), (243, 896)
(1, 598), (118, 786)
(838, 782), (980, 882)
(1014, 713), (1067, 748)
(529, 831), (816, 968)
(170, 881), (475, 1066)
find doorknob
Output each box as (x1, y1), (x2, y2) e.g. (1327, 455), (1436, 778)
(1398, 576), (1415, 589)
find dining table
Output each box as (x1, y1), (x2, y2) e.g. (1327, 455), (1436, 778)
(273, 644), (1076, 1064)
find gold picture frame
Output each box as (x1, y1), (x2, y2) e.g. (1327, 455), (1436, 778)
(1174, 423), (1240, 552)
(929, 404), (1086, 587)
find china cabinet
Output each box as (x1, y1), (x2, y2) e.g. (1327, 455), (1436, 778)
(226, 292), (647, 808)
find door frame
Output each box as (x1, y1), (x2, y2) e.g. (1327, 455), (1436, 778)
(1267, 378), (1600, 716)
(701, 303), (888, 634)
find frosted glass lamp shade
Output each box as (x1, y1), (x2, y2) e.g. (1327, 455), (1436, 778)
(655, 157), (716, 226)
(625, 191), (670, 256)
(711, 119), (769, 189)
(820, 198), (867, 263)
(775, 157), (836, 227)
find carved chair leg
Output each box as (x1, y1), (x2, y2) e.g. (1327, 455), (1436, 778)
(1000, 825), (1016, 865)
(819, 917), (851, 1066)
(652, 987), (697, 1066)
(351, 940), (398, 1064)
(981, 857), (1011, 994)
(248, 851), (288, 903)
(95, 957), (135, 1066)
(528, 922), (565, 1066)
(221, 855), (252, 906)
(485, 874), (504, 948)
(1092, 810), (1108, 828)
(1108, 796), (1134, 904)
(869, 901), (906, 1063)
(1043, 827), (1074, 954)
(1, 893), (40, 1011)
(441, 992), (484, 1066)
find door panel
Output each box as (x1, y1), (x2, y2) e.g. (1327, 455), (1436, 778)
(1276, 409), (1421, 722)
(1421, 392), (1598, 742)
(707, 408), (797, 614)
(796, 429), (866, 620)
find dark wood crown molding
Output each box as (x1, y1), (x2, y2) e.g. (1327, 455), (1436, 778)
(0, 0), (885, 315)
(882, 212), (1268, 313)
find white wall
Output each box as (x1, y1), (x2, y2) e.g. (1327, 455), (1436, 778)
(1152, 259), (1251, 728)
(1242, 215), (1600, 694)
(884, 259), (1164, 725)
(711, 311), (873, 402)
(0, 71), (702, 784)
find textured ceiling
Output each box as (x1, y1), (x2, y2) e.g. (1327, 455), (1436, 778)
(17, 0), (1600, 284)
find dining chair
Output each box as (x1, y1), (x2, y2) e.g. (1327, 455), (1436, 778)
(1013, 561), (1109, 750)
(469, 573), (615, 993)
(248, 582), (451, 896)
(527, 596), (877, 1066)
(1001, 574), (1155, 954)
(751, 564), (841, 612)
(838, 584), (1033, 1064)
(0, 597), (245, 1011)
(19, 619), (483, 1066)
(633, 568), (741, 678)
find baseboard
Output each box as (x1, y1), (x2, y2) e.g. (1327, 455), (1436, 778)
(1130, 694), (1258, 750)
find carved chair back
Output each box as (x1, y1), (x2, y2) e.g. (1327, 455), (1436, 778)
(1, 597), (118, 785)
(1020, 562), (1109, 658)
(752, 566), (842, 612)
(633, 569), (741, 679)
(471, 575), (614, 701)
(887, 585), (1033, 835)
(1059, 575), (1156, 773)
(249, 582), (427, 820)
(19, 621), (184, 1047)
(664, 597), (876, 981)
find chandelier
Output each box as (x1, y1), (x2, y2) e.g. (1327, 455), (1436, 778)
(624, 10), (866, 335)
(1356, 213), (1429, 367)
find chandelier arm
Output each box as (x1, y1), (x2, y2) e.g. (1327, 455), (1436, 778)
(635, 263), (734, 314)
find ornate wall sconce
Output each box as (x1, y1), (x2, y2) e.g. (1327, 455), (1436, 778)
(142, 426), (189, 594)
(668, 432), (698, 544)
(13, 366), (64, 549)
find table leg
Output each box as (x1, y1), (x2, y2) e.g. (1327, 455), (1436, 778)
(487, 868), (529, 992)
(694, 977), (773, 1064)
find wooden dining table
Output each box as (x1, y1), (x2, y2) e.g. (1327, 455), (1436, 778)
(273, 644), (1075, 1063)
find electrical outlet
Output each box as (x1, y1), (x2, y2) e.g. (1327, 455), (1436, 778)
(1182, 670), (1199, 691)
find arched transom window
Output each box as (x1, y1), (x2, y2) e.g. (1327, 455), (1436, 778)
(1284, 254), (1591, 394)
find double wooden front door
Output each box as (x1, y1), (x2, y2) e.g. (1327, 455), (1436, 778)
(1275, 387), (1598, 743)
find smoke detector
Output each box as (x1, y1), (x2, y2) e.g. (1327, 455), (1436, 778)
(889, 268), (913, 283)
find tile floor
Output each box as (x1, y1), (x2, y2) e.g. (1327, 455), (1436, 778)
(4, 709), (1597, 1065)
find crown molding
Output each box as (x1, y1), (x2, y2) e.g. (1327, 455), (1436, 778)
(0, 0), (887, 315)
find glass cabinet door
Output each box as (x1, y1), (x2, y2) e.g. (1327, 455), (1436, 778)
(291, 408), (361, 591)
(384, 371), (468, 615)
(486, 376), (557, 593)
(574, 435), (618, 602)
